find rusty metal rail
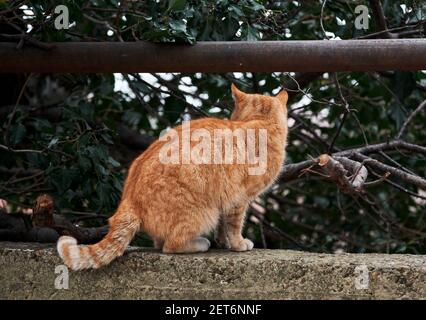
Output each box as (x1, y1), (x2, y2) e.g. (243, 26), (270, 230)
(0, 39), (425, 73)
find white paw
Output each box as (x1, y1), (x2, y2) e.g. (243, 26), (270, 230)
(195, 237), (211, 252)
(231, 238), (254, 252)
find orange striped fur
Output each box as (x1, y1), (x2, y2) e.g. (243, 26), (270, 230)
(57, 85), (289, 270)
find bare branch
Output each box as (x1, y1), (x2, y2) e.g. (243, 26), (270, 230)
(335, 140), (426, 157)
(0, 144), (43, 154)
(368, 0), (396, 39)
(320, 0), (330, 39)
(364, 172), (391, 188)
(397, 99), (426, 139)
(352, 153), (426, 191)
(281, 140), (426, 185)
(328, 73), (350, 153)
(369, 170), (426, 200)
(122, 74), (171, 127)
(315, 154), (368, 194)
(281, 72), (323, 99)
(0, 195), (108, 243)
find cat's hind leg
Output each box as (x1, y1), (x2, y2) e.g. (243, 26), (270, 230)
(163, 236), (210, 253)
(160, 206), (217, 254)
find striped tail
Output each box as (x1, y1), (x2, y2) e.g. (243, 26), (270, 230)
(57, 210), (140, 270)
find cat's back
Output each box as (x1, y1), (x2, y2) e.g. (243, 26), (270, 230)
(122, 117), (240, 205)
(126, 118), (233, 175)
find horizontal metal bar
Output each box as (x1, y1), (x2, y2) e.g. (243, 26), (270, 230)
(0, 39), (425, 73)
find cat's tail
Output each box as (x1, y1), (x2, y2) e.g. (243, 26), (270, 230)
(57, 207), (140, 270)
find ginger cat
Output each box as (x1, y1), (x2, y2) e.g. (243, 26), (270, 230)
(57, 84), (289, 270)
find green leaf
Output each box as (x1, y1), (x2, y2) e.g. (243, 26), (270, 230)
(168, 0), (187, 11)
(95, 164), (108, 177)
(122, 110), (142, 127)
(78, 155), (92, 171)
(10, 123), (26, 146)
(245, 24), (258, 41)
(48, 137), (59, 148)
(224, 16), (240, 39)
(112, 176), (124, 192)
(108, 156), (121, 168)
(87, 145), (109, 162)
(229, 5), (244, 17)
(247, 0), (265, 11)
(169, 20), (187, 33)
(51, 168), (79, 194)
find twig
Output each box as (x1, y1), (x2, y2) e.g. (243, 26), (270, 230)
(250, 207), (308, 250)
(368, 0), (396, 39)
(0, 144), (43, 154)
(132, 73), (210, 117)
(328, 73), (350, 153)
(364, 172), (391, 188)
(369, 170), (426, 200)
(335, 140), (426, 157)
(397, 99), (426, 139)
(122, 74), (171, 127)
(320, 0), (330, 39)
(378, 151), (416, 176)
(356, 19), (426, 39)
(353, 153), (426, 190)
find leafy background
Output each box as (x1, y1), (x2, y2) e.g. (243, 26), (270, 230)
(0, 0), (425, 253)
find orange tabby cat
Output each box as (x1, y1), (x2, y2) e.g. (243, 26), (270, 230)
(57, 84), (288, 270)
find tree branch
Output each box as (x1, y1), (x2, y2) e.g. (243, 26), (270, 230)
(0, 143), (43, 154)
(0, 195), (108, 243)
(281, 140), (426, 185)
(352, 153), (426, 191)
(368, 0), (396, 39)
(397, 99), (426, 139)
(328, 72), (350, 152)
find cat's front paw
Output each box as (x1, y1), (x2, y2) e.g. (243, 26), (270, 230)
(230, 238), (254, 252)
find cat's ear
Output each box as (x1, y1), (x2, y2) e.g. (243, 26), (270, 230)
(231, 83), (245, 102)
(276, 90), (288, 106)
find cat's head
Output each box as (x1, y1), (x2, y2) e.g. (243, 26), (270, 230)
(230, 84), (288, 122)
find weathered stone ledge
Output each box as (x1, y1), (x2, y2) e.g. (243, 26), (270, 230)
(0, 242), (425, 299)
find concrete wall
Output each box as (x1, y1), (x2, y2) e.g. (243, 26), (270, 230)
(1, 242), (425, 299)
